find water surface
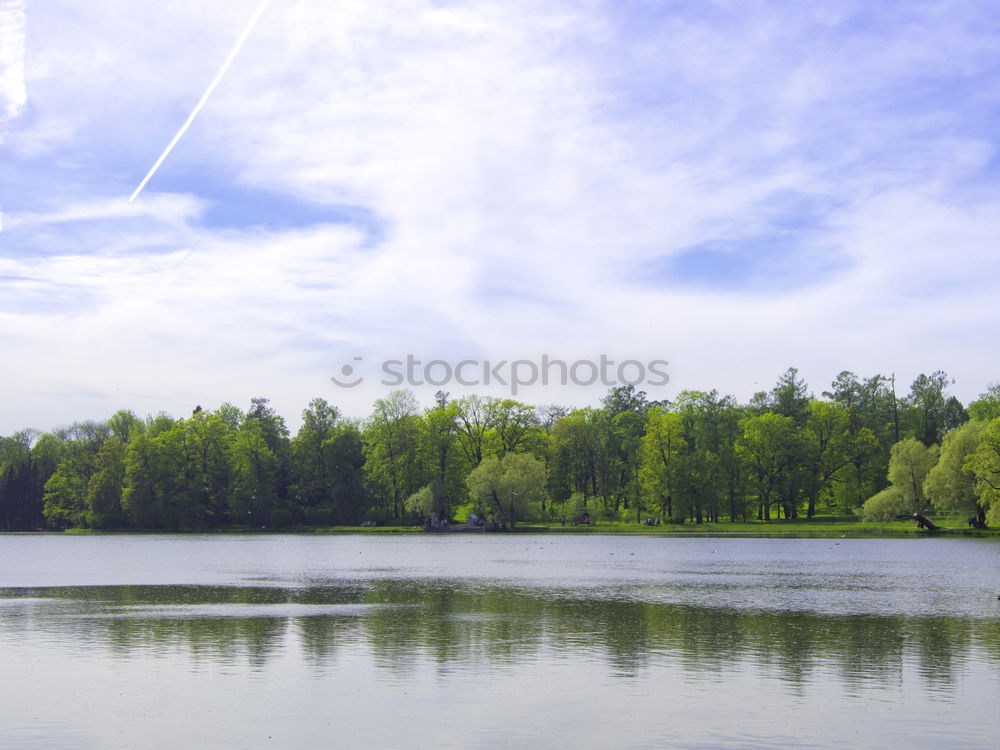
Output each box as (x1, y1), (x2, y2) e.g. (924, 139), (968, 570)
(1, 535), (998, 749)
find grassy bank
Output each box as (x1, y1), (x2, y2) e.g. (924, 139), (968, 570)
(517, 519), (998, 537)
(45, 517), (1000, 537)
(258, 518), (1000, 537)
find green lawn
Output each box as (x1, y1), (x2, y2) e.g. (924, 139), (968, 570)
(524, 517), (997, 536)
(51, 515), (998, 537)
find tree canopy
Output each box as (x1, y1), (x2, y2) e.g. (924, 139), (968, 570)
(2, 368), (997, 530)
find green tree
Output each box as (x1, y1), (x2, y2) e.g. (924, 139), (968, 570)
(42, 420), (110, 528)
(965, 417), (1000, 526)
(639, 407), (686, 521)
(405, 479), (448, 520)
(145, 419), (203, 529)
(771, 367), (811, 424)
(824, 371), (903, 511)
(121, 431), (159, 528)
(490, 398), (542, 458)
(600, 385), (650, 518)
(107, 410), (142, 443)
(215, 402), (244, 432)
(182, 410), (232, 525)
(289, 404), (369, 525)
(967, 384), (1000, 422)
(861, 438), (939, 520)
(230, 421), (279, 526)
(802, 401), (878, 517)
(244, 397), (291, 506)
(670, 390), (747, 523)
(417, 394), (468, 518)
(363, 390), (423, 520)
(454, 395), (495, 467)
(859, 486), (905, 522)
(737, 412), (808, 520)
(549, 408), (611, 505)
(904, 371), (952, 446)
(290, 398), (343, 510)
(924, 420), (986, 525)
(324, 422), (369, 523)
(0, 430), (55, 531)
(42, 462), (89, 529)
(84, 437), (126, 527)
(466, 452), (547, 527)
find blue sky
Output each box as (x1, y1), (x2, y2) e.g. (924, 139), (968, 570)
(1, 0), (999, 431)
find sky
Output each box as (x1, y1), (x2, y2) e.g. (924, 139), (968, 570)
(1, 0), (999, 433)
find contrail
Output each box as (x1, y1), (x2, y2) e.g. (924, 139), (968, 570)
(129, 0), (272, 203)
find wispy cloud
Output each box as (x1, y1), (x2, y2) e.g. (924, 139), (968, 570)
(1, 0), (999, 431)
(0, 0), (26, 122)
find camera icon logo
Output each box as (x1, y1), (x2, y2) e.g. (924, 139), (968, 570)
(330, 356), (364, 388)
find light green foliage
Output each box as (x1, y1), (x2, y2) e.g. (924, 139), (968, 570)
(925, 421), (985, 518)
(466, 452), (547, 525)
(404, 480), (449, 519)
(639, 407), (686, 519)
(967, 384), (1000, 422)
(215, 402), (244, 432)
(121, 414), (225, 529)
(965, 417), (1000, 525)
(550, 490), (589, 521)
(859, 487), (905, 521)
(405, 484), (436, 518)
(861, 437), (939, 520)
(107, 410), (141, 443)
(43, 462), (88, 529)
(42, 420), (110, 528)
(145, 412), (177, 439)
(886, 438), (939, 510)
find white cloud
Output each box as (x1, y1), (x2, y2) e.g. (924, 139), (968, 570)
(6, 193), (205, 231)
(0, 0), (26, 122)
(1, 0), (999, 431)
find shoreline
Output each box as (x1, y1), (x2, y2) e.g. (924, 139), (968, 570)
(5, 521), (998, 538)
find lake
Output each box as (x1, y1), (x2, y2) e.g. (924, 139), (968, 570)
(1, 534), (999, 749)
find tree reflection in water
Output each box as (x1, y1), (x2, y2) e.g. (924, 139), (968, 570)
(2, 581), (997, 693)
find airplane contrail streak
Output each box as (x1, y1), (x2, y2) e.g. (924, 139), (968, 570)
(129, 0), (273, 203)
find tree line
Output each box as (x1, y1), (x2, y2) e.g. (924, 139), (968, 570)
(1, 368), (998, 531)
